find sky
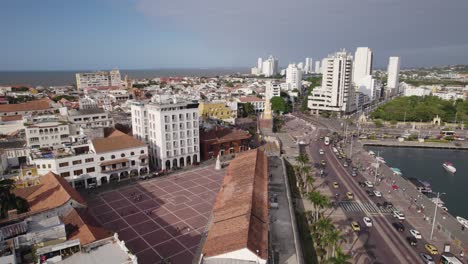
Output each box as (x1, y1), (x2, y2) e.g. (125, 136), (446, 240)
(1, 0), (468, 70)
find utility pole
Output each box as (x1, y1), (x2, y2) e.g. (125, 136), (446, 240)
(430, 192), (444, 240)
(374, 151), (380, 184)
(349, 138), (353, 159)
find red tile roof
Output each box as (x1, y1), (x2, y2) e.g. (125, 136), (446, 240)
(202, 149), (268, 260)
(92, 131), (146, 154)
(0, 98), (52, 113)
(200, 126), (251, 145)
(62, 208), (111, 245)
(14, 172), (87, 214)
(1, 115), (23, 122)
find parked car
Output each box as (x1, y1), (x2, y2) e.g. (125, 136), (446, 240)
(393, 210), (405, 221)
(392, 222), (405, 232)
(383, 202), (393, 208)
(346, 192), (354, 200)
(410, 229), (422, 239)
(351, 221), (361, 232)
(365, 181), (374, 188)
(366, 190), (375, 197)
(358, 181), (366, 187)
(373, 190), (382, 197)
(332, 182), (339, 189)
(351, 171), (358, 177)
(319, 149), (325, 155)
(406, 236), (418, 246)
(419, 253), (435, 264)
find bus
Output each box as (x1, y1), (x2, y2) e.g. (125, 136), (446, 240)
(324, 136), (330, 146)
(440, 253), (464, 264)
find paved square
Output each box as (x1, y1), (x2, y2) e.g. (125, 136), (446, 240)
(87, 166), (225, 264)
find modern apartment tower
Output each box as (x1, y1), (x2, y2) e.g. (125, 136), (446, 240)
(285, 64), (303, 91)
(262, 55), (279, 77)
(315, 61), (321, 73)
(75, 69), (122, 90)
(352, 47), (373, 84)
(387, 56), (401, 94)
(305, 58), (313, 73)
(308, 50), (356, 115)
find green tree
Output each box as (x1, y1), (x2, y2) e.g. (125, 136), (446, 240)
(307, 191), (331, 221)
(0, 179), (29, 219)
(243, 103), (255, 117)
(326, 247), (352, 264)
(52, 95), (77, 102)
(270, 96), (288, 114)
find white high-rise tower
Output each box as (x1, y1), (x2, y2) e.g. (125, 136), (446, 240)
(257, 57), (263, 72)
(315, 61), (321, 73)
(262, 55), (279, 77)
(387, 56), (401, 93)
(286, 64), (303, 91)
(352, 47), (373, 85)
(305, 58), (313, 73)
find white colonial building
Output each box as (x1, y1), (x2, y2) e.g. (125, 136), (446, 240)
(131, 95), (200, 171)
(25, 118), (70, 149)
(30, 130), (148, 189)
(66, 108), (114, 135)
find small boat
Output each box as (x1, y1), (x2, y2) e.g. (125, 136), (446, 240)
(376, 156), (386, 163)
(391, 167), (402, 175)
(368, 150), (375, 157)
(442, 162), (456, 173)
(457, 216), (468, 228)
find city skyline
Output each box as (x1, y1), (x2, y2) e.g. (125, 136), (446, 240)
(2, 0), (468, 71)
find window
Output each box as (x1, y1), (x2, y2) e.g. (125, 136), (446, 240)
(59, 162), (69, 167)
(131, 152), (135, 155)
(42, 164), (46, 169)
(74, 169), (83, 176)
(111, 155), (115, 159)
(60, 172), (70, 177)
(85, 158), (94, 163)
(72, 160), (82, 165)
(86, 167), (95, 173)
(48, 164), (51, 168)
(131, 160), (136, 166)
(140, 150), (145, 154)
(121, 153), (126, 157)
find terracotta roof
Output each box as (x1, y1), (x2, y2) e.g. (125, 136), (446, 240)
(1, 115), (23, 122)
(92, 133), (146, 154)
(202, 149), (268, 260)
(239, 96), (263, 102)
(200, 126), (251, 144)
(14, 172), (87, 214)
(62, 208), (111, 245)
(100, 158), (129, 166)
(0, 98), (52, 113)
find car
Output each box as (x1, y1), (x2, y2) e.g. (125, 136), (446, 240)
(383, 201), (393, 208)
(419, 253), (435, 264)
(392, 222), (405, 232)
(364, 181), (374, 188)
(393, 210), (405, 221)
(358, 181), (366, 187)
(424, 243), (439, 255)
(343, 162), (349, 167)
(321, 160), (327, 166)
(319, 136), (324, 140)
(376, 202), (382, 208)
(363, 217), (372, 227)
(410, 229), (422, 239)
(352, 166), (358, 172)
(346, 192), (354, 200)
(351, 171), (358, 177)
(366, 190), (375, 197)
(332, 182), (339, 188)
(346, 158), (352, 163)
(406, 236), (418, 246)
(351, 221), (361, 232)
(373, 190), (382, 197)
(319, 149), (324, 155)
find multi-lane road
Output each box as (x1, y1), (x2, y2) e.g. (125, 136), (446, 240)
(305, 127), (442, 263)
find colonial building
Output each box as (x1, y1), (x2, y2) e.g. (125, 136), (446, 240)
(199, 125), (251, 161)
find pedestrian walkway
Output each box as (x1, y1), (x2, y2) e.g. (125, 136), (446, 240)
(338, 201), (393, 215)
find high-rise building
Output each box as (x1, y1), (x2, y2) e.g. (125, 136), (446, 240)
(262, 55), (279, 77)
(257, 57), (263, 72)
(265, 81), (281, 100)
(285, 64), (303, 92)
(297, 62), (304, 72)
(131, 95), (200, 171)
(305, 58), (313, 73)
(308, 50), (356, 115)
(315, 61), (321, 73)
(75, 69), (122, 90)
(352, 47), (373, 85)
(387, 56), (401, 93)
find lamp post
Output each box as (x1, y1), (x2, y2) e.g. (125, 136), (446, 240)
(374, 151), (381, 185)
(430, 192), (446, 240)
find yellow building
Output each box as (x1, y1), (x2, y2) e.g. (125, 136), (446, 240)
(199, 102), (236, 120)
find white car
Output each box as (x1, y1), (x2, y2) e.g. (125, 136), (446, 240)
(364, 181), (374, 188)
(410, 229), (422, 239)
(393, 210), (406, 220)
(319, 149), (324, 155)
(373, 190), (382, 197)
(363, 216), (373, 227)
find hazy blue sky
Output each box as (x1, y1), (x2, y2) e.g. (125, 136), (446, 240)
(1, 0), (468, 70)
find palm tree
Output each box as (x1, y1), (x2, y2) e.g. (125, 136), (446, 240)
(307, 191), (331, 220)
(326, 247), (352, 264)
(324, 228), (345, 259)
(305, 172), (315, 192)
(296, 153), (309, 168)
(0, 179), (29, 219)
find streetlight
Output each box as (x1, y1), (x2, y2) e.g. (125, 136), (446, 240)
(430, 192), (446, 240)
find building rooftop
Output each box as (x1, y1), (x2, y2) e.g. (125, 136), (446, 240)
(62, 208), (111, 246)
(202, 149), (268, 260)
(0, 139), (26, 149)
(200, 125), (251, 144)
(59, 241), (134, 264)
(91, 130), (146, 154)
(14, 172), (87, 215)
(0, 98), (52, 113)
(68, 108), (105, 116)
(238, 96), (264, 102)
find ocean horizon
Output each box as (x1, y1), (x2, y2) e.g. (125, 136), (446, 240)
(0, 68), (249, 88)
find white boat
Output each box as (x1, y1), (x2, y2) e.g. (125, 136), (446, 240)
(457, 216), (468, 228)
(368, 150), (375, 156)
(442, 162), (456, 173)
(376, 156), (386, 163)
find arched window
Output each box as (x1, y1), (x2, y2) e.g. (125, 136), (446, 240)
(140, 150), (145, 154)
(100, 157), (105, 161)
(131, 152), (135, 155)
(121, 153), (125, 158)
(111, 155), (115, 159)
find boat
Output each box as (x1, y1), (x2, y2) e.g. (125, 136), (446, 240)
(457, 216), (468, 228)
(368, 150), (375, 157)
(442, 162), (456, 173)
(376, 156), (386, 163)
(391, 167), (402, 175)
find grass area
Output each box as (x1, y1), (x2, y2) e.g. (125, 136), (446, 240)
(296, 212), (319, 264)
(284, 159), (301, 198)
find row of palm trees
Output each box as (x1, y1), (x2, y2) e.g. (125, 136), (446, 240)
(294, 153), (352, 264)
